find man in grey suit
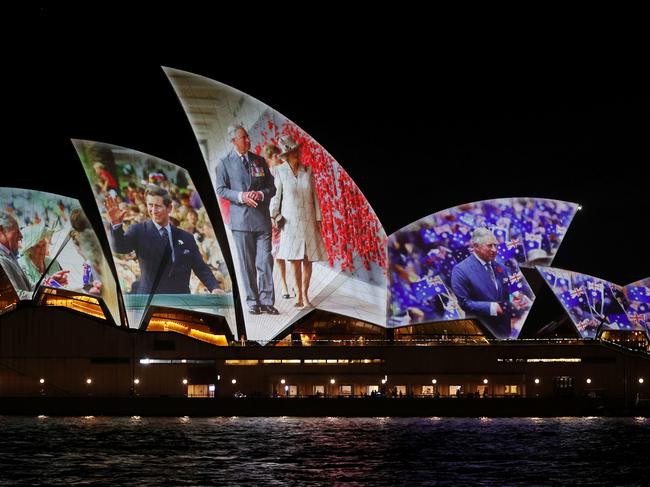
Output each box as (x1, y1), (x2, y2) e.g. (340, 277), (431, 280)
(215, 124), (278, 315)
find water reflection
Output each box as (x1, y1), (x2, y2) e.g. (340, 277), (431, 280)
(1, 417), (648, 485)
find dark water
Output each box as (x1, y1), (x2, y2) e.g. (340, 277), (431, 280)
(1, 416), (649, 486)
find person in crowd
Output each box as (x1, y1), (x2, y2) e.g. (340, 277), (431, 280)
(93, 162), (118, 193)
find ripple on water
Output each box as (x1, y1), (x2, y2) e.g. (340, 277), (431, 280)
(0, 416), (649, 486)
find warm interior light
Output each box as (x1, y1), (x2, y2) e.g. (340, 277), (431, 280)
(39, 290), (105, 320)
(147, 318), (228, 346)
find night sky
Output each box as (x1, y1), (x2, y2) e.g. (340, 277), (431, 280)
(5, 8), (649, 287)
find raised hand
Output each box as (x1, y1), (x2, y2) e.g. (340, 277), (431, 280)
(104, 194), (126, 225)
(50, 270), (70, 286)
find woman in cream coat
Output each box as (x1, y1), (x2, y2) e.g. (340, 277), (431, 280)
(270, 136), (327, 307)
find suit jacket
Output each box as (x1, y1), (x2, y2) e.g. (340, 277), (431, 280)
(451, 254), (512, 337)
(0, 247), (33, 300)
(215, 150), (275, 232)
(269, 163), (327, 261)
(110, 220), (219, 295)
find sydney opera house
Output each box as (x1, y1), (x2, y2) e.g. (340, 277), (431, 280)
(1, 68), (648, 411)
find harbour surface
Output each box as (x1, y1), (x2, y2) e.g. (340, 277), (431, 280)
(1, 416), (649, 485)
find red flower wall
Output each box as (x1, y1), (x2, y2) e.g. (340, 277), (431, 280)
(254, 119), (386, 273)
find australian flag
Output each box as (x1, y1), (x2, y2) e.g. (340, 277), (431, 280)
(425, 247), (448, 264)
(425, 247), (456, 277)
(606, 313), (633, 330)
(628, 286), (650, 304)
(498, 237), (522, 260)
(546, 223), (567, 238)
(443, 302), (462, 320)
(420, 228), (438, 244)
(561, 287), (585, 307)
(451, 224), (472, 247)
(496, 216), (512, 229)
(587, 280), (605, 301)
(434, 224), (453, 239)
(457, 212), (475, 227)
(524, 232), (543, 251)
(541, 270), (556, 286)
(521, 219), (534, 234)
(508, 271), (525, 293)
(634, 302), (650, 314)
(576, 318), (594, 333)
(412, 276), (448, 301)
(628, 312), (646, 326)
(492, 226), (508, 242)
(556, 276), (571, 289)
(453, 248), (470, 263)
(420, 228), (438, 245)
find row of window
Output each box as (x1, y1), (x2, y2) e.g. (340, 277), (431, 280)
(498, 357), (582, 363)
(224, 359), (384, 365)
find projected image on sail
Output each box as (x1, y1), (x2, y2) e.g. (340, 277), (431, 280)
(623, 277), (650, 334)
(73, 140), (236, 333)
(538, 267), (644, 339)
(165, 68), (387, 343)
(0, 187), (121, 324)
(388, 198), (578, 338)
(0, 188), (76, 299)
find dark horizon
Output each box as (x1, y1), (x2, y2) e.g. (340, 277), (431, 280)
(4, 8), (649, 286)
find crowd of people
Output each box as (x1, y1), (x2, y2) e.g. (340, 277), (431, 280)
(541, 268), (636, 338)
(388, 198), (574, 332)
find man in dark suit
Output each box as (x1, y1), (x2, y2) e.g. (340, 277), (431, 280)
(215, 124), (278, 315)
(105, 186), (221, 295)
(451, 227), (512, 338)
